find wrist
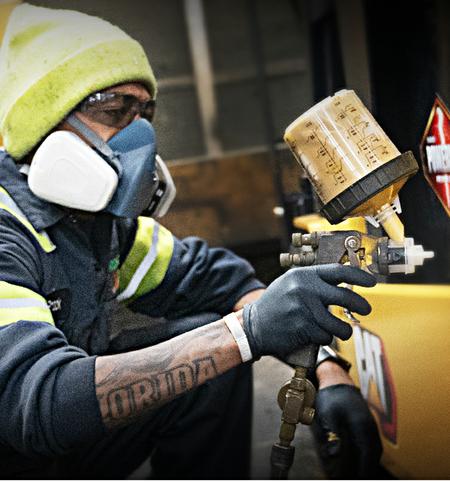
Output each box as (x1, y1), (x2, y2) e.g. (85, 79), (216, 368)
(316, 360), (355, 389)
(316, 345), (352, 372)
(223, 310), (253, 363)
(234, 309), (244, 326)
(232, 289), (265, 311)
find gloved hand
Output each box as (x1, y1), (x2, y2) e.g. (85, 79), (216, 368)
(242, 264), (376, 359)
(313, 384), (383, 479)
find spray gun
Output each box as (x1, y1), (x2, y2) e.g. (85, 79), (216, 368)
(270, 90), (434, 479)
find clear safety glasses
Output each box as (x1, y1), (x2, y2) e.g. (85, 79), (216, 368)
(77, 92), (156, 129)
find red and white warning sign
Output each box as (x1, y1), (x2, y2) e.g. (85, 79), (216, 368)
(420, 95), (450, 216)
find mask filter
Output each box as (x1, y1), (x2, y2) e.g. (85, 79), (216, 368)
(28, 130), (118, 211)
(146, 154), (177, 218)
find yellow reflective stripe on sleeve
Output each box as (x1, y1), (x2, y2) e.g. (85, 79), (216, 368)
(0, 281), (54, 327)
(0, 187), (55, 253)
(118, 217), (174, 303)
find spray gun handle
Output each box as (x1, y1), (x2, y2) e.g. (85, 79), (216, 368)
(283, 344), (319, 369)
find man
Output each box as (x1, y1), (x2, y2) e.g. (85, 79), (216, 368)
(0, 3), (380, 479)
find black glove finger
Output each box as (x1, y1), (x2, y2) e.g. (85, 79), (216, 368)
(317, 425), (342, 458)
(322, 285), (372, 315)
(317, 419), (343, 458)
(349, 413), (383, 477)
(312, 302), (353, 340)
(314, 384), (383, 479)
(314, 388), (343, 457)
(337, 387), (383, 478)
(355, 442), (383, 479)
(304, 323), (334, 346)
(317, 264), (377, 288)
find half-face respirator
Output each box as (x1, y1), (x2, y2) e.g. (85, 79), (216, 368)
(27, 115), (176, 218)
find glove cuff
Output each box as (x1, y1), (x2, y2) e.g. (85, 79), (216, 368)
(316, 345), (352, 372)
(242, 304), (261, 360)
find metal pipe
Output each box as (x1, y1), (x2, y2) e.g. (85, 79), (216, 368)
(183, 0), (222, 158)
(245, 0), (291, 248)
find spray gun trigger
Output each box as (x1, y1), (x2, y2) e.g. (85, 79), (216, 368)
(342, 235), (362, 323)
(344, 235), (361, 268)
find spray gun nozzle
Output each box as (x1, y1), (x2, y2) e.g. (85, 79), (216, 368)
(387, 238), (435, 274)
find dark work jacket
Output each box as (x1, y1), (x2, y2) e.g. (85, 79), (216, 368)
(0, 152), (264, 465)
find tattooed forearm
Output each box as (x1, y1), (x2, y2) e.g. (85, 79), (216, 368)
(95, 315), (243, 429)
(101, 357), (218, 422)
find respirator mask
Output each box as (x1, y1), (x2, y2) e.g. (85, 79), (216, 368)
(27, 114), (176, 218)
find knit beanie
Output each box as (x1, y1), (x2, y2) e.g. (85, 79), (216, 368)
(0, 3), (157, 160)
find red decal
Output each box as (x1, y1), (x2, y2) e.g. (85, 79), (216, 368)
(420, 95), (450, 216)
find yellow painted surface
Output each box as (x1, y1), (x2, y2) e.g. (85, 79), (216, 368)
(348, 179), (407, 218)
(293, 213), (367, 233)
(297, 213), (449, 478)
(379, 210), (404, 242)
(333, 283), (450, 479)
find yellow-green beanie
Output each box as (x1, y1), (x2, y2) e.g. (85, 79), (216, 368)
(0, 3), (157, 160)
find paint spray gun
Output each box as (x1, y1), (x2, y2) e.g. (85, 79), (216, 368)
(270, 90), (434, 478)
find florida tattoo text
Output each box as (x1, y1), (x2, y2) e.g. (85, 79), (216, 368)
(95, 319), (241, 428)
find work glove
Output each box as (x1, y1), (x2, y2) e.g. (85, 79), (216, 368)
(313, 384), (383, 479)
(242, 264), (376, 360)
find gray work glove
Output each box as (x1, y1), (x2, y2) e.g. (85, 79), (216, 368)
(242, 264), (376, 360)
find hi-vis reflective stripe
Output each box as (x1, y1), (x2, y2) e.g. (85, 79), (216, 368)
(118, 217), (174, 303)
(0, 187), (55, 253)
(0, 281), (54, 327)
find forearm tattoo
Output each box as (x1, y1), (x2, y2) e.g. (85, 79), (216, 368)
(95, 319), (241, 429)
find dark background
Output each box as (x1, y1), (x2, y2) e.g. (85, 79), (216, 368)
(28, 0), (450, 285)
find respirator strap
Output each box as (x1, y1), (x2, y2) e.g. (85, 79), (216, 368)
(66, 115), (123, 175)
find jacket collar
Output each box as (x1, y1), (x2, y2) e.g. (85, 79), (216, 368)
(0, 152), (66, 231)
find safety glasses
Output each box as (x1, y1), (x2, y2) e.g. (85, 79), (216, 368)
(77, 92), (156, 129)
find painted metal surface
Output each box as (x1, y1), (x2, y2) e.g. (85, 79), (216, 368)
(297, 212), (450, 478)
(334, 284), (450, 479)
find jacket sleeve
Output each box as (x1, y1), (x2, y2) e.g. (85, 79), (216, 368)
(0, 214), (105, 457)
(117, 217), (265, 319)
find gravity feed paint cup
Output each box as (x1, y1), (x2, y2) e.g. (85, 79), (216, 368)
(284, 89), (419, 241)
